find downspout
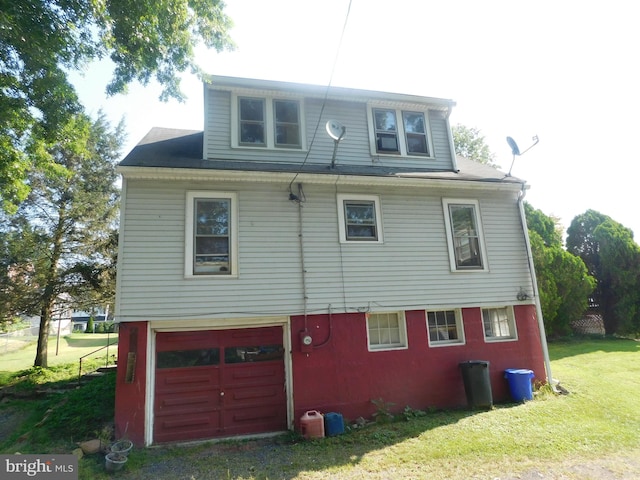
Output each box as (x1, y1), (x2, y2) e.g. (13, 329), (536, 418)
(517, 183), (554, 388)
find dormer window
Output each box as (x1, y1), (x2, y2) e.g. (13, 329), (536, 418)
(233, 94), (304, 150)
(239, 97), (266, 146)
(369, 107), (432, 157)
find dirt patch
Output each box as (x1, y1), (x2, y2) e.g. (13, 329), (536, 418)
(0, 402), (29, 445)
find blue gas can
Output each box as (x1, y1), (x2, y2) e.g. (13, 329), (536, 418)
(324, 412), (344, 436)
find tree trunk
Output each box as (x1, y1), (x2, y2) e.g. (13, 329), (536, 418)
(34, 209), (66, 368)
(34, 302), (52, 367)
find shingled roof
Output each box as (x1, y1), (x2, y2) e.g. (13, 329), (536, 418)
(119, 127), (524, 185)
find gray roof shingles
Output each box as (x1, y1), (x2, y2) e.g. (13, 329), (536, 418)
(119, 127), (523, 184)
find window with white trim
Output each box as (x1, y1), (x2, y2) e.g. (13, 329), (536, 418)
(337, 194), (383, 243)
(367, 312), (408, 351)
(185, 192), (238, 277)
(442, 198), (488, 271)
(427, 309), (465, 346)
(482, 307), (517, 341)
(369, 107), (431, 157)
(233, 94), (304, 149)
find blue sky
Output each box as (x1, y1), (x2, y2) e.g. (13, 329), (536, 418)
(70, 0), (640, 239)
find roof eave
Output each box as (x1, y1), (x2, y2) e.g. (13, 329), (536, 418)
(117, 165), (523, 192)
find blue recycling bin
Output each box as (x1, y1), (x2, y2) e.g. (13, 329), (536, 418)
(504, 369), (535, 402)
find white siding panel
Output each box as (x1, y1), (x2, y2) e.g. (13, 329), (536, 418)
(203, 91), (456, 170)
(118, 180), (534, 321)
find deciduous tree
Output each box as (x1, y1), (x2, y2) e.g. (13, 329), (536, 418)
(452, 124), (498, 167)
(4, 112), (123, 367)
(0, 0), (234, 211)
(526, 204), (595, 336)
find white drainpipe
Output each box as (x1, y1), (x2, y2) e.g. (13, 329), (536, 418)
(517, 183), (554, 387)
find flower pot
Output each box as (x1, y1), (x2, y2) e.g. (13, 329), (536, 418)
(109, 439), (133, 457)
(105, 452), (127, 472)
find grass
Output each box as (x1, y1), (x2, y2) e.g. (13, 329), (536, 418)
(0, 332), (117, 372)
(1, 336), (639, 479)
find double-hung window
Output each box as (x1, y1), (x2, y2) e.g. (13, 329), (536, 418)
(185, 192), (238, 277)
(369, 107), (431, 157)
(337, 194), (383, 243)
(482, 307), (517, 341)
(442, 198), (488, 271)
(427, 309), (465, 346)
(234, 95), (303, 149)
(366, 312), (408, 351)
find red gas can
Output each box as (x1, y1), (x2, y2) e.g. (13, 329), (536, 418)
(300, 410), (325, 439)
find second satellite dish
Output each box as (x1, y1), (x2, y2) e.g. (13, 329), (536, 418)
(326, 120), (346, 141)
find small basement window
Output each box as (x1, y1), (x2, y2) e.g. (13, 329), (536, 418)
(367, 312), (408, 351)
(427, 309), (465, 346)
(482, 306), (518, 342)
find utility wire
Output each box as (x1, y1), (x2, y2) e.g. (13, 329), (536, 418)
(288, 0), (353, 194)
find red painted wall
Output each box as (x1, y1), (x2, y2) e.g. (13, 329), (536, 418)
(291, 305), (545, 425)
(114, 321), (148, 446)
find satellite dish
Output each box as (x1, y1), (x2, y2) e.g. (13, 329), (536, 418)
(506, 135), (539, 176)
(326, 120), (346, 141)
(506, 136), (520, 156)
(327, 120), (347, 169)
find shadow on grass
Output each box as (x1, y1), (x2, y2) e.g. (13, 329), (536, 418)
(96, 407), (506, 480)
(548, 336), (639, 361)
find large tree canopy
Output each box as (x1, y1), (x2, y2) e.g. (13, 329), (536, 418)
(0, 0), (234, 211)
(525, 203), (595, 337)
(567, 210), (640, 335)
(0, 112), (123, 367)
(452, 124), (498, 167)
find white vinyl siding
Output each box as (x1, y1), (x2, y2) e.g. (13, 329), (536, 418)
(117, 180), (532, 322)
(204, 89), (455, 170)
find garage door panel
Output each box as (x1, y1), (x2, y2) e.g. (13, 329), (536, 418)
(222, 404), (288, 436)
(223, 327), (282, 347)
(154, 326), (286, 443)
(223, 363), (284, 387)
(154, 412), (222, 444)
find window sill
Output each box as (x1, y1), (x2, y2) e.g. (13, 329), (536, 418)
(368, 344), (408, 352)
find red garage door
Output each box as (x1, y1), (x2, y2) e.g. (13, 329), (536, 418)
(154, 326), (286, 443)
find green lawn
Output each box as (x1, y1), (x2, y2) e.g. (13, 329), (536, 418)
(0, 333), (118, 372)
(1, 337), (639, 480)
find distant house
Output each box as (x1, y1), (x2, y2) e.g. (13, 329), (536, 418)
(114, 76), (548, 446)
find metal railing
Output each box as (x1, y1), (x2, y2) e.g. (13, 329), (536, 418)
(78, 333), (118, 383)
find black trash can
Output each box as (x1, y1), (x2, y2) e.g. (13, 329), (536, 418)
(459, 360), (493, 409)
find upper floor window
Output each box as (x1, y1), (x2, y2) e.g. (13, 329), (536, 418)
(233, 94), (304, 149)
(367, 312), (408, 351)
(442, 198), (488, 272)
(427, 309), (465, 346)
(185, 191), (238, 277)
(482, 306), (517, 341)
(337, 194), (383, 243)
(369, 107), (431, 157)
